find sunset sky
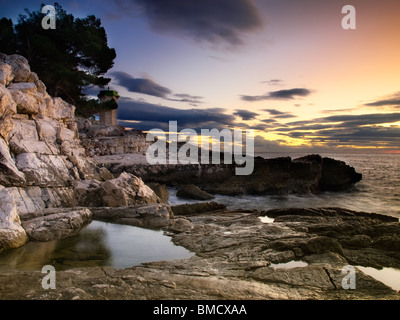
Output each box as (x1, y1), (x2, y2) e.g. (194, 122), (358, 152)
(3, 0), (400, 153)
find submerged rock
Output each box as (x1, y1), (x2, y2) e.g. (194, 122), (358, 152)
(176, 184), (215, 200)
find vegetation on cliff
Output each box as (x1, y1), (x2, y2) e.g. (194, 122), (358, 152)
(0, 3), (116, 117)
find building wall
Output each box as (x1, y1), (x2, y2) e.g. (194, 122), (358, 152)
(99, 109), (118, 126)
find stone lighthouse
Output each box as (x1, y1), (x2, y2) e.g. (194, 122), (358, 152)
(98, 89), (120, 126)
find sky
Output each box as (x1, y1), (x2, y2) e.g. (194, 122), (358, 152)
(2, 0), (400, 153)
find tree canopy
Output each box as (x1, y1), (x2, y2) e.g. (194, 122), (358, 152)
(0, 3), (116, 117)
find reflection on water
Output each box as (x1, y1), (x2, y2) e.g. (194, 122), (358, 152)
(0, 221), (193, 271)
(357, 266), (400, 291)
(259, 216), (275, 224)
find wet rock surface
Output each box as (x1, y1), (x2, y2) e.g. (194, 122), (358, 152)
(0, 207), (399, 300)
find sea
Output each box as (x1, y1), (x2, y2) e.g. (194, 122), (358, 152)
(168, 153), (400, 220)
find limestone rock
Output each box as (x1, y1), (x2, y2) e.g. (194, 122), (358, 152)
(57, 126), (76, 143)
(21, 208), (92, 242)
(0, 137), (25, 187)
(68, 155), (112, 180)
(7, 82), (39, 115)
(0, 62), (13, 86)
(0, 186), (28, 252)
(35, 119), (58, 143)
(8, 119), (54, 155)
(15, 153), (76, 187)
(0, 53), (31, 82)
(74, 172), (160, 207)
(86, 124), (125, 138)
(47, 97), (75, 120)
(77, 119), (150, 157)
(8, 186), (76, 219)
(7, 82), (37, 93)
(27, 72), (46, 94)
(0, 84), (16, 141)
(0, 84), (16, 118)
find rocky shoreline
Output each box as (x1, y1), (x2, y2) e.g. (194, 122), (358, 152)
(1, 53), (399, 300)
(0, 206), (399, 300)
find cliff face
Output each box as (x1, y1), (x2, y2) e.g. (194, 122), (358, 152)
(77, 119), (150, 157)
(0, 53), (165, 252)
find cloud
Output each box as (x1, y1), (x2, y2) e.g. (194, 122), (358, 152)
(111, 71), (203, 105)
(168, 93), (204, 105)
(111, 71), (171, 98)
(285, 113), (400, 128)
(113, 0), (263, 46)
(273, 114), (297, 119)
(260, 118), (278, 124)
(241, 88), (311, 102)
(269, 88), (311, 99)
(273, 112), (400, 149)
(283, 127), (400, 148)
(117, 97), (235, 131)
(263, 108), (296, 119)
(233, 109), (259, 120)
(364, 91), (400, 107)
(263, 108), (285, 116)
(261, 79), (283, 86)
(319, 113), (400, 127)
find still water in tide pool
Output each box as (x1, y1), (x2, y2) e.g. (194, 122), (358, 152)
(0, 221), (193, 271)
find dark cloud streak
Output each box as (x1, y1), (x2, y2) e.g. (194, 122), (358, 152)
(364, 91), (400, 107)
(111, 71), (171, 98)
(241, 88), (311, 101)
(111, 71), (203, 105)
(234, 109), (259, 120)
(117, 97), (235, 131)
(113, 0), (263, 46)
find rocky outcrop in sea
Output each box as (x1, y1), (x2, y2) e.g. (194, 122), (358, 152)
(97, 154), (362, 196)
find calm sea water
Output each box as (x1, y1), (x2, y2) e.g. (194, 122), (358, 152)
(169, 153), (400, 219)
